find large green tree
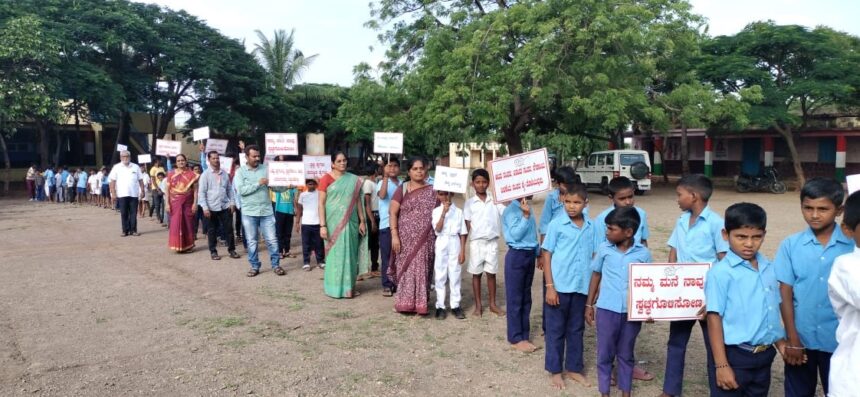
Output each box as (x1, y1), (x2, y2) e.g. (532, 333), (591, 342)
(699, 22), (860, 185)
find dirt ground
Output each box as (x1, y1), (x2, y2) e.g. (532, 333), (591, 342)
(0, 184), (807, 396)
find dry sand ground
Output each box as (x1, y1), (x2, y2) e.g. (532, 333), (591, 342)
(0, 184), (809, 396)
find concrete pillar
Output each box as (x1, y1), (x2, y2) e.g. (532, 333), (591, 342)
(93, 125), (103, 168)
(837, 135), (847, 182)
(653, 136), (663, 176)
(306, 133), (325, 155)
(704, 136), (713, 177)
(764, 136), (774, 167)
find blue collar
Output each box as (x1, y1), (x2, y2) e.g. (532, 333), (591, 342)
(724, 250), (768, 271)
(800, 226), (852, 247)
(559, 216), (591, 229)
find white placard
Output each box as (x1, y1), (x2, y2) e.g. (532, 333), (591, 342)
(628, 263), (711, 321)
(116, 144), (127, 152)
(138, 154), (152, 164)
(219, 156), (234, 171)
(267, 161), (306, 187)
(374, 132), (403, 154)
(155, 139), (182, 157)
(489, 148), (552, 203)
(205, 138), (228, 155)
(433, 166), (468, 194)
(847, 174), (860, 195)
(265, 133), (299, 156)
(192, 126), (210, 141)
(303, 155), (331, 180)
(239, 153), (247, 167)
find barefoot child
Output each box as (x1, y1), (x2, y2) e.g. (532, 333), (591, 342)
(542, 183), (598, 390)
(828, 191), (860, 397)
(586, 206), (652, 396)
(503, 196), (540, 353)
(661, 174), (729, 397)
(432, 190), (468, 320)
(705, 203), (787, 395)
(464, 168), (506, 317)
(775, 178), (851, 396)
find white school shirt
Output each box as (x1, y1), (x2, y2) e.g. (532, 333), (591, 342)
(463, 194), (506, 241)
(66, 174), (75, 188)
(828, 247), (860, 397)
(298, 190), (321, 225)
(108, 162), (143, 198)
(432, 205), (467, 253)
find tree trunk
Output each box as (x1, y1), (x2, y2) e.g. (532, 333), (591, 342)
(37, 120), (49, 168)
(680, 124), (690, 175)
(0, 133), (10, 195)
(110, 111), (130, 166)
(776, 125), (805, 189)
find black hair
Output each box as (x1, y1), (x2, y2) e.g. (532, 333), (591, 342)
(843, 191), (860, 230)
(678, 174), (714, 201)
(605, 206), (641, 233)
(244, 144), (260, 156)
(608, 176), (635, 196)
(800, 177), (845, 207)
(364, 161), (378, 176)
(406, 156), (427, 169)
(157, 172), (166, 177)
(306, 179), (317, 185)
(176, 153), (187, 161)
(207, 151), (219, 159)
(331, 151), (347, 163)
(724, 202), (767, 233)
(561, 183), (588, 200)
(472, 168), (490, 181)
(554, 166), (576, 185)
(387, 156), (400, 165)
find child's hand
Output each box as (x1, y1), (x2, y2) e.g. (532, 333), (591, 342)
(519, 198), (530, 218)
(458, 251), (465, 265)
(715, 366), (739, 391)
(545, 286), (559, 306)
(696, 305), (707, 321)
(585, 306), (595, 326)
(443, 201), (451, 212)
(645, 317), (655, 324)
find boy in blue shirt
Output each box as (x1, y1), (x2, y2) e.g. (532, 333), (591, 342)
(503, 195), (540, 353)
(541, 183), (598, 389)
(775, 177), (851, 396)
(661, 174), (729, 397)
(594, 176), (649, 246)
(705, 202), (787, 396)
(587, 206), (652, 397)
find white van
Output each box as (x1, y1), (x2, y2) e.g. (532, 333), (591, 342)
(575, 150), (652, 195)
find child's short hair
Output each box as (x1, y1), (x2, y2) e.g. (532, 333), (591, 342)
(554, 166), (577, 184)
(800, 177), (845, 206)
(724, 202), (767, 232)
(562, 183), (588, 200)
(608, 176), (635, 196)
(157, 172), (165, 177)
(472, 168), (490, 181)
(843, 191), (860, 230)
(306, 179), (317, 185)
(678, 174), (713, 201)
(605, 206), (641, 233)
(387, 156), (400, 165)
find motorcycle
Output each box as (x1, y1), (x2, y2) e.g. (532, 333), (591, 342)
(735, 166), (786, 194)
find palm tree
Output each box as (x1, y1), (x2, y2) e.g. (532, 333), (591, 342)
(253, 29), (318, 94)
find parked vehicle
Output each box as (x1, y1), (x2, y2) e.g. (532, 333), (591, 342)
(575, 150), (652, 195)
(735, 166), (786, 194)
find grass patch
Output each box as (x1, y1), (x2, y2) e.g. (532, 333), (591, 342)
(95, 317), (108, 324)
(221, 338), (252, 349)
(258, 286), (306, 302)
(190, 316), (247, 334)
(326, 310), (356, 320)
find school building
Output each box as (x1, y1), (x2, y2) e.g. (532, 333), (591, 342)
(446, 142), (506, 169)
(628, 117), (860, 182)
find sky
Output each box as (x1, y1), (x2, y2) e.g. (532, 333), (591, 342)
(145, 0), (860, 87)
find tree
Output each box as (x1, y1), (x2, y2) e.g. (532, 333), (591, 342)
(0, 16), (63, 193)
(699, 22), (860, 186)
(253, 29), (318, 95)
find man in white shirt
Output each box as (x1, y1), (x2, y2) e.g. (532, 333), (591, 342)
(108, 150), (145, 237)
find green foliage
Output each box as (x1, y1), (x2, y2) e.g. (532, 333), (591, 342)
(253, 29), (319, 94)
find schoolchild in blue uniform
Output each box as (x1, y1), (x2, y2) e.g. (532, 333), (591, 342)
(706, 202), (787, 396)
(503, 195), (540, 353)
(586, 206), (652, 397)
(541, 183), (599, 390)
(775, 177), (851, 396)
(661, 174), (729, 397)
(594, 176), (649, 246)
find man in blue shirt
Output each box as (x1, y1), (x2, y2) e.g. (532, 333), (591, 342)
(45, 166), (55, 203)
(705, 203), (786, 396)
(774, 178), (852, 396)
(503, 196), (539, 353)
(376, 157), (401, 296)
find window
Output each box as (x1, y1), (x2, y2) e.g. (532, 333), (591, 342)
(620, 154), (646, 166)
(597, 155), (606, 166)
(606, 154), (614, 165)
(588, 155), (597, 166)
(818, 137), (836, 164)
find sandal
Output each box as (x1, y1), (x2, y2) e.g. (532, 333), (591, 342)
(246, 269), (259, 277)
(302, 264), (311, 271)
(273, 266), (286, 276)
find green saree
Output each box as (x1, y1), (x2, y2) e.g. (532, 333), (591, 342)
(322, 172), (363, 298)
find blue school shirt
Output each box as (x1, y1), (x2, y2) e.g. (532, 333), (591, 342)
(376, 177), (401, 229)
(60, 170), (69, 185)
(668, 206), (729, 264)
(503, 201), (539, 253)
(594, 205), (649, 244)
(45, 170), (55, 187)
(774, 227), (853, 352)
(538, 189), (589, 235)
(542, 216), (600, 294)
(705, 250), (785, 345)
(591, 241), (652, 313)
(76, 172), (88, 188)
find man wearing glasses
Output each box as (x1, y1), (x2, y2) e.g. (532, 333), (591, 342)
(109, 150), (146, 237)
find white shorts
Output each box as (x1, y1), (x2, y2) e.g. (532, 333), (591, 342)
(467, 238), (499, 275)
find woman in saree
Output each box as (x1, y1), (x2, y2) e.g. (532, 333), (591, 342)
(165, 154), (199, 253)
(319, 151), (367, 298)
(389, 156), (436, 315)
